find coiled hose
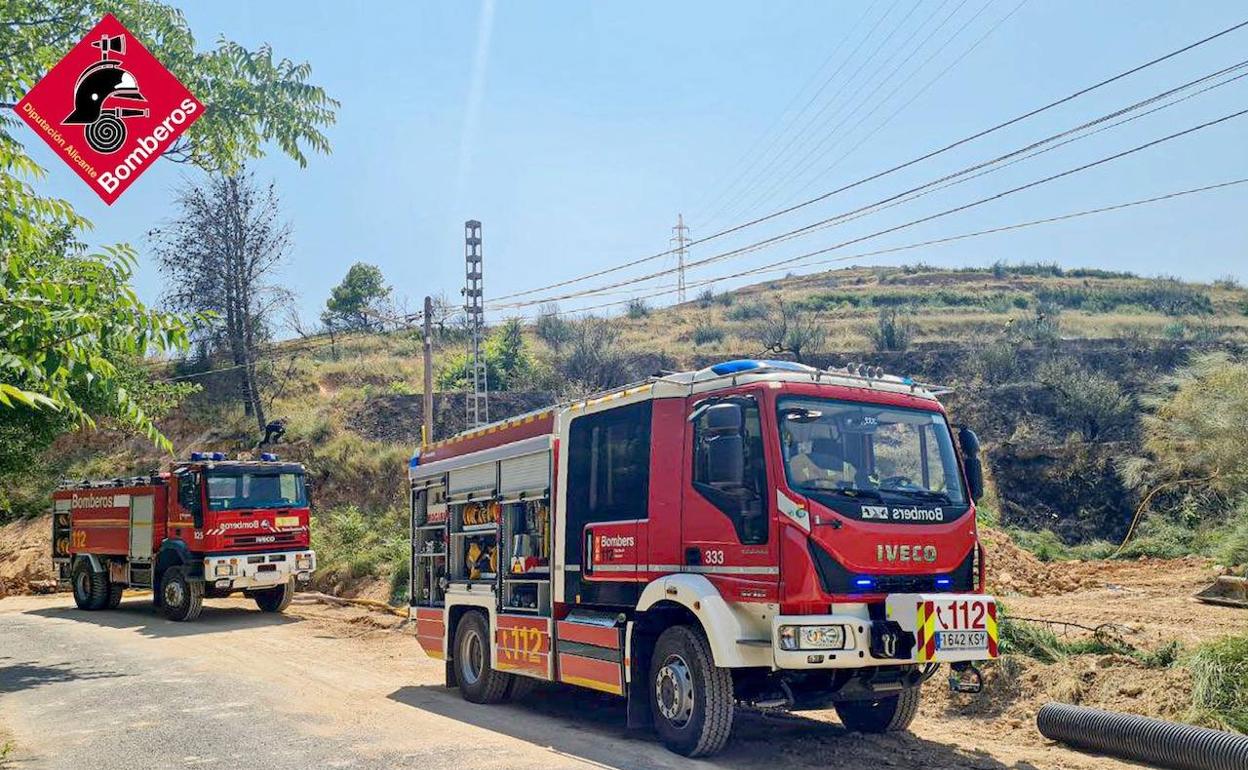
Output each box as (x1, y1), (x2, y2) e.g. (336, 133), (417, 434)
(1037, 702), (1248, 770)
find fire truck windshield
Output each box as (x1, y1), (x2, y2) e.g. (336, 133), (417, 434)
(206, 472), (307, 511)
(777, 397), (966, 506)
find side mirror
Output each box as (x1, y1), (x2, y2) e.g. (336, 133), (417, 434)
(958, 426), (984, 503)
(704, 402), (743, 435)
(703, 403), (745, 487)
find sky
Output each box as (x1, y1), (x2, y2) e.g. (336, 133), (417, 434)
(17, 0), (1248, 330)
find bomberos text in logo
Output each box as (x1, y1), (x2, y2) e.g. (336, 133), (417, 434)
(14, 13), (204, 205)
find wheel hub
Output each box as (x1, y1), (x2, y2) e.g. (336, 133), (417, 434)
(655, 654), (694, 726)
(460, 627), (484, 685)
(163, 579), (185, 607)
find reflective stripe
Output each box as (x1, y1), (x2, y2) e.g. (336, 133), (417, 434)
(581, 563), (780, 576)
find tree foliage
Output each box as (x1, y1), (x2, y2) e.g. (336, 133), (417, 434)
(437, 318), (535, 392)
(0, 0), (337, 462)
(322, 262), (392, 332)
(154, 172), (292, 432)
(747, 299), (826, 362)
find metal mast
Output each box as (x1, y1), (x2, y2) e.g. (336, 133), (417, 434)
(671, 213), (690, 303)
(464, 220), (488, 428)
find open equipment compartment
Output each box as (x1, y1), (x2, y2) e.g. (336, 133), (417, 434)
(410, 476), (448, 606)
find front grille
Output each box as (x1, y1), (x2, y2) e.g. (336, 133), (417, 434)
(228, 531), (300, 546)
(808, 539), (976, 595)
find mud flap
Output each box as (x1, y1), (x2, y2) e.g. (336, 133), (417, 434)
(626, 673), (652, 729)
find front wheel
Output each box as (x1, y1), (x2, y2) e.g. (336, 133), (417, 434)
(454, 611), (511, 703)
(160, 566), (203, 622)
(834, 686), (921, 733)
(649, 625), (734, 757)
(253, 580), (294, 613)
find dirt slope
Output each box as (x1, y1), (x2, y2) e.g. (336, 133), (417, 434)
(0, 516), (55, 598)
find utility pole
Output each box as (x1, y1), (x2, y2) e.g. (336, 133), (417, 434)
(464, 220), (488, 428)
(422, 295), (434, 448)
(671, 213), (690, 303)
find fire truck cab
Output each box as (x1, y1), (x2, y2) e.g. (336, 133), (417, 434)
(409, 360), (996, 756)
(53, 453), (316, 622)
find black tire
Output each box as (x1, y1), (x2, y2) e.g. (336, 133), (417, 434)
(71, 560), (108, 610)
(649, 625), (735, 757)
(160, 566), (203, 622)
(454, 611), (511, 704)
(253, 580), (294, 613)
(105, 582), (124, 609)
(506, 673), (537, 701)
(834, 685), (921, 733)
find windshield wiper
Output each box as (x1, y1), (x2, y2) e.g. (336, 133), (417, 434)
(800, 484), (883, 501)
(881, 488), (952, 504)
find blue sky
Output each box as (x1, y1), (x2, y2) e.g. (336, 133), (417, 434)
(19, 0), (1248, 328)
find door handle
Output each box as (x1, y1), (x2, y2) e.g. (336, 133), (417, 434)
(684, 547), (701, 566)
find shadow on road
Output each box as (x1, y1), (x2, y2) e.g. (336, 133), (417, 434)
(23, 597), (298, 639)
(388, 682), (1041, 770)
(0, 654), (127, 695)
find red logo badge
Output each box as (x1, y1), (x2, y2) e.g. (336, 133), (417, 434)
(14, 13), (204, 205)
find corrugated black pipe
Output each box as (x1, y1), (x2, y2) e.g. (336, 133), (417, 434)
(1037, 702), (1248, 770)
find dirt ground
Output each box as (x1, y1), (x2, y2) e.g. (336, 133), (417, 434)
(2, 519), (1243, 768)
(0, 516), (56, 598)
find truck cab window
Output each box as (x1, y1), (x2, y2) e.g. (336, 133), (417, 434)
(692, 398), (768, 544)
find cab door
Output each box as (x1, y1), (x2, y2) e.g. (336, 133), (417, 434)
(680, 393), (779, 601)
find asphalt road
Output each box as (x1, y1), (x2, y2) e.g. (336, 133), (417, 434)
(0, 593), (1137, 770)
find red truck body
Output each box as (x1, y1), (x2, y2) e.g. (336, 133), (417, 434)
(409, 360), (996, 757)
(53, 456), (316, 621)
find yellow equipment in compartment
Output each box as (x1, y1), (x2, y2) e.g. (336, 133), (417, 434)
(465, 537), (497, 580)
(463, 501), (500, 527)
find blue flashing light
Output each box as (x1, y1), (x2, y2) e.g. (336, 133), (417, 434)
(935, 576), (953, 589)
(853, 576), (876, 590)
(710, 359), (814, 376)
(189, 451), (206, 461)
(408, 454), (420, 468)
(210, 452), (226, 461)
(259, 452), (278, 462)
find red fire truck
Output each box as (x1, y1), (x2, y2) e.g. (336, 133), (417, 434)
(53, 452), (316, 622)
(409, 360), (997, 757)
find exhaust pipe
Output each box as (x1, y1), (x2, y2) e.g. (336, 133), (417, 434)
(1037, 702), (1248, 770)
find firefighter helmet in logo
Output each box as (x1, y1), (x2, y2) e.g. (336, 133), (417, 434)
(62, 33), (149, 154)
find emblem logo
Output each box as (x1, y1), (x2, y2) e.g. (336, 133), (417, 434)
(14, 13), (203, 204)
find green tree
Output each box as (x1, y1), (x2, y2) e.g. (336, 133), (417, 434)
(437, 319), (534, 392)
(321, 262), (392, 332)
(0, 1), (337, 460)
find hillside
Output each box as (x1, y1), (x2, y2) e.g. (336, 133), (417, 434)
(3, 262), (1247, 594)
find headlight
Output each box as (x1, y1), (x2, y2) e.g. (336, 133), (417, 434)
(296, 557), (313, 571)
(778, 624), (846, 651)
(214, 563), (233, 577)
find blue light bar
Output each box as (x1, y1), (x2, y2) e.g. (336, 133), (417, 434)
(210, 452), (226, 461)
(259, 452), (278, 462)
(710, 359), (814, 375)
(935, 576), (953, 589)
(409, 454), (420, 468)
(853, 576), (876, 590)
(189, 451), (205, 461)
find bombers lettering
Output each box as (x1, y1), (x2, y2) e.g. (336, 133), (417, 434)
(860, 504), (945, 522)
(876, 543), (938, 563)
(217, 519), (270, 531)
(97, 97), (198, 193)
(599, 535), (635, 548)
(71, 494), (121, 509)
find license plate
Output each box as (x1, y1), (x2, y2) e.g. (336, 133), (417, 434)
(936, 630), (987, 651)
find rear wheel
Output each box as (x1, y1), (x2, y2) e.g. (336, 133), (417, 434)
(105, 582), (124, 609)
(649, 625), (734, 757)
(253, 580), (294, 613)
(834, 686), (921, 733)
(71, 560), (108, 610)
(160, 566), (203, 622)
(454, 611), (511, 703)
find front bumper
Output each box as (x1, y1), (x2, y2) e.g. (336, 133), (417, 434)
(202, 549), (316, 590)
(771, 593), (998, 670)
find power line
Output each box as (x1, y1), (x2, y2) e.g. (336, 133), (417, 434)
(490, 17), (1248, 304)
(690, 0), (883, 226)
(493, 88), (1248, 310)
(535, 177), (1248, 318)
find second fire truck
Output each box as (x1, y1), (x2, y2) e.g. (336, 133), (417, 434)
(409, 359), (997, 757)
(53, 453), (316, 621)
